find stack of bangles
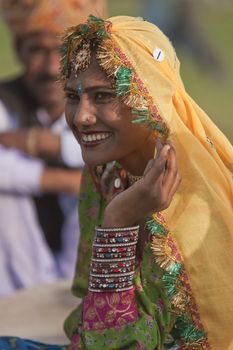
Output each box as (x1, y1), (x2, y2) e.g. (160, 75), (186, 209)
(89, 225), (139, 293)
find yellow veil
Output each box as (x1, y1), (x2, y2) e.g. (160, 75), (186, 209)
(61, 16), (233, 349)
(108, 16), (233, 349)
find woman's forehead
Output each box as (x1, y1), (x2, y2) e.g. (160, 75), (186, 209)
(66, 55), (111, 88)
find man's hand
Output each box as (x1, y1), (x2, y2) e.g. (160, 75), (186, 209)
(40, 168), (82, 194)
(0, 128), (60, 159)
(0, 130), (27, 151)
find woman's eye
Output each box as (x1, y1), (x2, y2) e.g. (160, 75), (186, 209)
(95, 91), (116, 102)
(65, 92), (80, 102)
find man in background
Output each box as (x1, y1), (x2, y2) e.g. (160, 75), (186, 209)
(0, 0), (106, 296)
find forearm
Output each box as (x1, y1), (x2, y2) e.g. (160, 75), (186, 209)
(65, 164), (176, 348)
(0, 128), (84, 168)
(85, 226), (139, 328)
(0, 147), (43, 195)
(0, 129), (61, 160)
(27, 128), (61, 159)
(40, 168), (82, 194)
(70, 225), (163, 349)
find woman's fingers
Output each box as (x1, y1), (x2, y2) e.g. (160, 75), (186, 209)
(167, 171), (181, 204)
(143, 159), (154, 177)
(162, 146), (178, 188)
(130, 141), (180, 215)
(148, 143), (180, 210)
(154, 138), (164, 160)
(144, 144), (170, 183)
(161, 146), (181, 208)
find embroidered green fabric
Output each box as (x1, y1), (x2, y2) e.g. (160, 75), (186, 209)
(64, 166), (173, 349)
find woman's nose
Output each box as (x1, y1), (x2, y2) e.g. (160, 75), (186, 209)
(73, 96), (96, 127)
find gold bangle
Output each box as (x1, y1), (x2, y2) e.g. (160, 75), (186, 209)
(25, 127), (37, 156)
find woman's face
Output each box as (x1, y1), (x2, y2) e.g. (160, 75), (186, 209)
(65, 56), (153, 169)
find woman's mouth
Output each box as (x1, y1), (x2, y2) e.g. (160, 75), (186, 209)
(81, 132), (112, 147)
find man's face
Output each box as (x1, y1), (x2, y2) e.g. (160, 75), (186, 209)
(17, 31), (64, 110)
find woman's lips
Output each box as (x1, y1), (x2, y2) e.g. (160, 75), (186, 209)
(80, 131), (112, 147)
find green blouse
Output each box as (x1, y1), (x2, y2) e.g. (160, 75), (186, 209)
(64, 166), (173, 349)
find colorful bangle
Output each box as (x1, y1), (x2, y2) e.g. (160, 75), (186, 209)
(95, 235), (138, 244)
(95, 226), (140, 232)
(91, 260), (134, 268)
(93, 251), (136, 259)
(88, 225), (139, 293)
(93, 241), (137, 247)
(91, 264), (134, 274)
(93, 245), (136, 255)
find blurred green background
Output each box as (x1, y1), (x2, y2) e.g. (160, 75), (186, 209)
(0, 0), (232, 142)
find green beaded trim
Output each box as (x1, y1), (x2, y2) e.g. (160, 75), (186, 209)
(148, 215), (210, 348)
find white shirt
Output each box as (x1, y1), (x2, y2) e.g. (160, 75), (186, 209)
(36, 107), (84, 168)
(0, 100), (83, 296)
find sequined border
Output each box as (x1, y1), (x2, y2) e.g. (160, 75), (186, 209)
(149, 213), (211, 349)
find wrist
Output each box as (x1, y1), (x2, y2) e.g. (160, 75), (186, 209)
(103, 199), (138, 228)
(38, 133), (61, 159)
(25, 127), (38, 156)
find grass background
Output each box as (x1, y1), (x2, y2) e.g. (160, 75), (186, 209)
(0, 0), (232, 142)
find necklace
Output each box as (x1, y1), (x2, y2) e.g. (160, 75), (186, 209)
(127, 172), (143, 186)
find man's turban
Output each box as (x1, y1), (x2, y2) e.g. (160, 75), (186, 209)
(0, 0), (107, 37)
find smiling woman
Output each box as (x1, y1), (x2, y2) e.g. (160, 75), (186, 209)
(64, 56), (154, 170)
(1, 14), (233, 350)
(57, 17), (233, 349)
(59, 15), (232, 350)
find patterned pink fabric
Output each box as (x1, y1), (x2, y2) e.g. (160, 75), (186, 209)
(82, 288), (139, 331)
(69, 333), (82, 350)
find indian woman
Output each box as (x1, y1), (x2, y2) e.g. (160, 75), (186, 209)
(1, 14), (233, 350)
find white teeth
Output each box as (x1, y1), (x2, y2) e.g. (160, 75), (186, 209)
(82, 133), (110, 143)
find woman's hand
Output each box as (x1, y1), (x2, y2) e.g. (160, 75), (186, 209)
(103, 142), (181, 228)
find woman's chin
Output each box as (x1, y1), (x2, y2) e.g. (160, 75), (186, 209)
(82, 154), (113, 167)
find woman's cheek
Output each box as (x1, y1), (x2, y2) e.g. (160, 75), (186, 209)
(65, 105), (74, 128)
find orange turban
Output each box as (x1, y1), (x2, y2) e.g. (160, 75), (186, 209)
(0, 0), (107, 37)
